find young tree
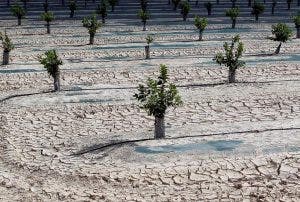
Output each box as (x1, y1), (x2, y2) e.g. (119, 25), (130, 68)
(230, 0), (237, 8)
(293, 14), (300, 38)
(214, 35), (245, 83)
(194, 16), (208, 41)
(41, 12), (54, 34)
(271, 0), (277, 15)
(10, 4), (26, 26)
(226, 8), (239, 29)
(140, 0), (148, 11)
(138, 10), (150, 31)
(0, 31), (14, 65)
(270, 23), (292, 54)
(180, 1), (190, 21)
(39, 50), (63, 91)
(251, 1), (264, 21)
(82, 15), (102, 45)
(287, 0), (293, 10)
(145, 35), (154, 59)
(68, 0), (77, 18)
(96, 1), (108, 24)
(108, 0), (118, 12)
(204, 2), (213, 15)
(172, 0), (181, 11)
(134, 64), (182, 139)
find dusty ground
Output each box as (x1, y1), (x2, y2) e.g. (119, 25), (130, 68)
(0, 5), (300, 201)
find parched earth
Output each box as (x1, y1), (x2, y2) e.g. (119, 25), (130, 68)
(1, 6), (300, 201)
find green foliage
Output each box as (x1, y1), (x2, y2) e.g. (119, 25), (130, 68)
(194, 16), (208, 32)
(68, 0), (77, 11)
(293, 15), (300, 28)
(134, 64), (182, 118)
(214, 35), (245, 71)
(226, 8), (239, 19)
(10, 4), (26, 18)
(138, 10), (150, 22)
(146, 35), (154, 44)
(180, 1), (190, 18)
(82, 15), (102, 35)
(270, 23), (292, 42)
(41, 12), (54, 22)
(39, 50), (62, 78)
(251, 1), (264, 16)
(0, 31), (14, 52)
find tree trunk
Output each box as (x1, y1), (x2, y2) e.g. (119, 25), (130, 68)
(154, 116), (165, 139)
(53, 71), (60, 91)
(248, 0), (251, 7)
(228, 68), (236, 83)
(297, 27), (300, 39)
(85, 0), (87, 8)
(275, 42), (282, 54)
(143, 22), (146, 31)
(195, 0), (198, 6)
(198, 30), (203, 41)
(61, 0), (65, 6)
(2, 50), (9, 65)
(18, 17), (21, 26)
(168, 0), (171, 5)
(232, 18), (236, 29)
(89, 33), (95, 45)
(145, 45), (150, 59)
(288, 3), (291, 10)
(271, 5), (275, 15)
(46, 22), (50, 34)
(70, 10), (74, 18)
(232, 1), (236, 8)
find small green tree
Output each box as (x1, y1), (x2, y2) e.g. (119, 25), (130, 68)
(145, 35), (154, 59)
(226, 8), (239, 29)
(172, 0), (181, 10)
(180, 1), (190, 21)
(204, 2), (213, 15)
(138, 10), (150, 31)
(82, 15), (102, 45)
(271, 0), (277, 15)
(68, 0), (77, 18)
(287, 0), (293, 10)
(251, 1), (264, 21)
(134, 64), (182, 139)
(194, 16), (208, 41)
(39, 50), (63, 91)
(0, 31), (14, 65)
(10, 4), (26, 26)
(214, 35), (245, 83)
(270, 23), (292, 54)
(96, 1), (108, 24)
(293, 14), (300, 38)
(108, 0), (118, 11)
(41, 12), (54, 34)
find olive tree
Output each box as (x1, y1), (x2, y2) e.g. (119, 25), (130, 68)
(82, 15), (102, 45)
(68, 0), (77, 18)
(214, 35), (245, 83)
(145, 35), (154, 59)
(0, 31), (14, 65)
(194, 16), (208, 41)
(138, 10), (150, 31)
(108, 0), (118, 11)
(294, 14), (300, 38)
(226, 8), (239, 29)
(181, 1), (190, 21)
(11, 4), (26, 26)
(172, 0), (181, 10)
(39, 50), (63, 91)
(134, 64), (182, 139)
(270, 23), (292, 54)
(204, 2), (213, 15)
(271, 0), (277, 15)
(41, 12), (54, 34)
(96, 1), (108, 24)
(251, 1), (264, 21)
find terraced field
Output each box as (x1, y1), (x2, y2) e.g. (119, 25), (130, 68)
(0, 0), (300, 201)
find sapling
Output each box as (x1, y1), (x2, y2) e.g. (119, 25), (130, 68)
(10, 4), (26, 26)
(214, 35), (245, 83)
(134, 64), (182, 139)
(204, 2), (213, 15)
(145, 35), (154, 59)
(194, 16), (208, 41)
(138, 10), (150, 31)
(82, 15), (102, 45)
(0, 31), (14, 65)
(269, 23), (292, 54)
(181, 1), (190, 21)
(39, 50), (63, 91)
(293, 14), (300, 38)
(226, 7), (239, 29)
(252, 1), (264, 21)
(41, 12), (54, 34)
